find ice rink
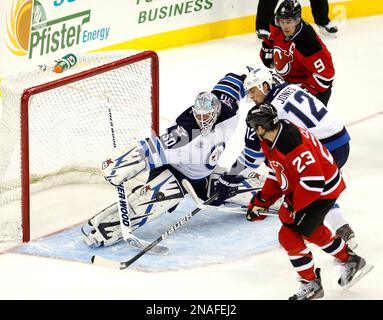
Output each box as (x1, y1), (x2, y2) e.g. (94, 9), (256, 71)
(0, 14), (383, 300)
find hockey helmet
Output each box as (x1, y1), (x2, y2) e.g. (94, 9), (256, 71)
(276, 0), (302, 21)
(244, 67), (274, 96)
(193, 92), (221, 135)
(246, 102), (279, 131)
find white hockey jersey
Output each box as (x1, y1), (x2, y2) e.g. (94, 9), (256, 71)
(139, 72), (246, 180)
(229, 82), (350, 177)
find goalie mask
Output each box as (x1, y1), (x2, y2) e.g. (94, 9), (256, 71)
(193, 92), (221, 135)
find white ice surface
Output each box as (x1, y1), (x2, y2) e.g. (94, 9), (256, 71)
(0, 15), (383, 300)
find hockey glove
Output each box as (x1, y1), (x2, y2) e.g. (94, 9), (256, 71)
(278, 197), (296, 225)
(210, 174), (244, 206)
(246, 191), (272, 221)
(260, 42), (274, 68)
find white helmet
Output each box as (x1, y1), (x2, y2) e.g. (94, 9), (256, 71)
(244, 67), (274, 96)
(193, 92), (221, 135)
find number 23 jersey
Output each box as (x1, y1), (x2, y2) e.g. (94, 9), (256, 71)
(260, 120), (346, 212)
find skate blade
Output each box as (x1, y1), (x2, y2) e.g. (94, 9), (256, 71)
(346, 238), (358, 250)
(341, 264), (374, 290)
(318, 29), (338, 39)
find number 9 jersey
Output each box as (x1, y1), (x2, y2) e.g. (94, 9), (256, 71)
(264, 20), (335, 96)
(259, 120), (346, 212)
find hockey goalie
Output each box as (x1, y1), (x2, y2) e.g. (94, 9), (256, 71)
(81, 71), (274, 249)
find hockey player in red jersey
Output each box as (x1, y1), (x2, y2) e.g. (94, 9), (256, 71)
(245, 103), (373, 300)
(260, 0), (335, 105)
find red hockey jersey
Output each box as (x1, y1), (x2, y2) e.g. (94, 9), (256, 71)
(260, 120), (345, 212)
(264, 19), (335, 96)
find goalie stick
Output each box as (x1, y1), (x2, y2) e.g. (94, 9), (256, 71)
(91, 183), (219, 270)
(105, 96), (169, 255)
(182, 179), (278, 216)
(105, 96), (133, 241)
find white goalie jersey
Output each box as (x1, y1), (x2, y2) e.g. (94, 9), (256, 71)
(102, 72), (246, 185)
(139, 72), (246, 180)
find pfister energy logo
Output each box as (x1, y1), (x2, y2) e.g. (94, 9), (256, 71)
(6, 0), (92, 59)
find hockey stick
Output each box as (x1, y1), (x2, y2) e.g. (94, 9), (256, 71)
(182, 179), (278, 216)
(91, 186), (219, 269)
(105, 96), (169, 255)
(105, 96), (134, 240)
(197, 204), (278, 216)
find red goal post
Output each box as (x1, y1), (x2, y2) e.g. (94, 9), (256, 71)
(0, 50), (159, 245)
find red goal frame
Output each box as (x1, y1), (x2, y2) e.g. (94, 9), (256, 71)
(19, 50), (159, 242)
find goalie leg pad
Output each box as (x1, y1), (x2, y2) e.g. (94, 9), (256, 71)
(127, 169), (184, 230)
(82, 203), (123, 247)
(82, 170), (184, 246)
(102, 140), (147, 186)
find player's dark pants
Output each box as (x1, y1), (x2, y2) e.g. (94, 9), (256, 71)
(310, 0), (331, 26)
(285, 198), (337, 236)
(256, 0), (331, 32)
(321, 126), (350, 169)
(256, 0), (279, 32)
(315, 86), (332, 106)
(330, 142), (350, 169)
(282, 141), (349, 236)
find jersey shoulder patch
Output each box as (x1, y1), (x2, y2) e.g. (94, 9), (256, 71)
(275, 120), (302, 155)
(294, 22), (322, 57)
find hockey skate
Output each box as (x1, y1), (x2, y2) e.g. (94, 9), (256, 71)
(336, 224), (358, 250)
(338, 250), (373, 290)
(289, 268), (324, 300)
(318, 21), (338, 37)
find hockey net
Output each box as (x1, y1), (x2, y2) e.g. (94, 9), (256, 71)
(0, 50), (159, 246)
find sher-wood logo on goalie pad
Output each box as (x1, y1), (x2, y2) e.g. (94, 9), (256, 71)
(117, 184), (131, 228)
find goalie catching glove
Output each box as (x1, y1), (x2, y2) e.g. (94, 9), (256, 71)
(246, 191), (272, 221)
(102, 140), (147, 186)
